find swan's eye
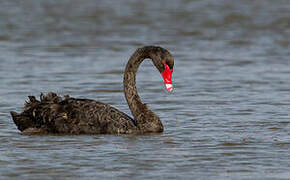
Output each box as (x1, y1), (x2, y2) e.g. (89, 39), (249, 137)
(162, 60), (173, 70)
(162, 60), (166, 65)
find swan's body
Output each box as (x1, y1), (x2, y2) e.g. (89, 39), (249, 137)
(11, 94), (139, 134)
(10, 46), (174, 134)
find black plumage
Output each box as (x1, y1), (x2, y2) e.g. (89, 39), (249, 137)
(10, 46), (174, 135)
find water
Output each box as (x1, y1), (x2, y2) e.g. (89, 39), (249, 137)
(1, 0), (290, 179)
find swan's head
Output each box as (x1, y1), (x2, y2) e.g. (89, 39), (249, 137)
(149, 47), (174, 92)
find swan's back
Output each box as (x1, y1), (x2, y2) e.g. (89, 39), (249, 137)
(11, 92), (137, 134)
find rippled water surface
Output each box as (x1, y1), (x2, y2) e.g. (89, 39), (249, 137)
(1, 0), (290, 179)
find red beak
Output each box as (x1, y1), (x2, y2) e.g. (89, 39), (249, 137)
(162, 64), (173, 92)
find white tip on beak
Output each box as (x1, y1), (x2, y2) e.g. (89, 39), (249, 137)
(165, 84), (174, 92)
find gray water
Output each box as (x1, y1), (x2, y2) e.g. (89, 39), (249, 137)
(1, 0), (290, 179)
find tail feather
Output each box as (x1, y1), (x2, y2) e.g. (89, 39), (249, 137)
(10, 111), (19, 125)
(24, 95), (39, 110)
(11, 92), (65, 132)
(40, 92), (62, 103)
(10, 111), (34, 131)
(28, 96), (38, 103)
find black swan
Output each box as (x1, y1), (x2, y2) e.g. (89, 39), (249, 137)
(10, 46), (174, 134)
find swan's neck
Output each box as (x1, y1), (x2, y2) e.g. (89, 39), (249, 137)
(123, 48), (163, 133)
